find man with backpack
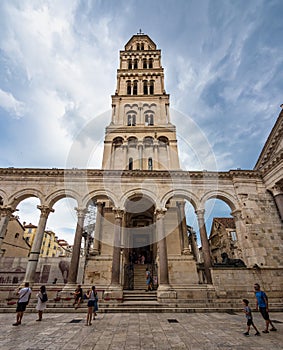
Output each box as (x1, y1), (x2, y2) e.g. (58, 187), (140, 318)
(254, 283), (277, 333)
(13, 282), (32, 326)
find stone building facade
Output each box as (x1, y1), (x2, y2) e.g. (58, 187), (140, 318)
(0, 33), (282, 302)
(1, 216), (30, 257)
(209, 218), (237, 264)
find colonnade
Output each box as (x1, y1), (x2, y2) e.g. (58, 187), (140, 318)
(0, 200), (220, 287)
(111, 140), (178, 170)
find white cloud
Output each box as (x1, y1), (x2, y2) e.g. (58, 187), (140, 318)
(0, 88), (25, 118)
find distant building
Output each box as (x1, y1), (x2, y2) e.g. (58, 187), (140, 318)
(57, 239), (72, 257)
(1, 216), (30, 257)
(209, 217), (238, 263)
(23, 223), (71, 257)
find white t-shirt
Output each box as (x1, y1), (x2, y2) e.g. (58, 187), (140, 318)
(18, 287), (31, 303)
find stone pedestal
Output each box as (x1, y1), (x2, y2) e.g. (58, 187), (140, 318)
(104, 285), (123, 302)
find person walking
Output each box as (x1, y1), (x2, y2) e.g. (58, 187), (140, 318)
(145, 268), (152, 291)
(36, 285), (48, 321)
(12, 282), (32, 326)
(85, 286), (96, 326)
(254, 283), (277, 333)
(93, 286), (98, 320)
(73, 284), (83, 309)
(242, 299), (260, 336)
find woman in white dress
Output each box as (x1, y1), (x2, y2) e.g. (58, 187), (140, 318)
(36, 285), (48, 321)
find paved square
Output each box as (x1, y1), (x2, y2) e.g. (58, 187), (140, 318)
(0, 312), (282, 349)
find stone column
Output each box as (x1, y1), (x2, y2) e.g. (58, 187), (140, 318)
(270, 186), (283, 221)
(153, 140), (159, 170)
(195, 209), (212, 284)
(176, 201), (190, 254)
(123, 142), (128, 170)
(189, 230), (199, 262)
(110, 208), (123, 287)
(138, 143), (143, 170)
(155, 208), (170, 288)
(92, 201), (104, 255)
(24, 206), (54, 283)
(231, 209), (246, 262)
(0, 206), (15, 251)
(138, 103), (142, 123)
(67, 208), (87, 285)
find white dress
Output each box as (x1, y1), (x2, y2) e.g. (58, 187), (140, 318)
(36, 292), (47, 311)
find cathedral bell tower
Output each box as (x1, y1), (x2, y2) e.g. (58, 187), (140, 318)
(102, 32), (180, 171)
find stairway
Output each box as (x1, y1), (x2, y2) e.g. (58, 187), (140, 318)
(133, 264), (147, 290)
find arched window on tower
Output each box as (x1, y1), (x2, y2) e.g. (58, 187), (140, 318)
(113, 137), (124, 148)
(128, 60), (132, 69)
(126, 80), (131, 95)
(128, 137), (138, 147)
(143, 80), (148, 95)
(129, 157), (133, 170)
(134, 59), (138, 69)
(143, 58), (147, 69)
(158, 136), (169, 147)
(148, 158), (153, 171)
(149, 80), (154, 95)
(145, 114), (154, 126)
(141, 43), (144, 50)
(148, 58), (153, 69)
(127, 114), (136, 126)
(144, 137), (154, 147)
(133, 80), (138, 95)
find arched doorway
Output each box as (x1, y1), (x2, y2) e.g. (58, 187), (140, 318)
(123, 195), (157, 290)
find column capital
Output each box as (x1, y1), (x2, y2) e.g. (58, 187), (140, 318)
(113, 207), (124, 219)
(0, 206), (16, 217)
(37, 205), (54, 217)
(195, 209), (205, 218)
(269, 185), (283, 197)
(155, 208), (167, 220)
(176, 201), (185, 209)
(96, 200), (104, 207)
(75, 207), (88, 218)
(231, 209), (242, 220)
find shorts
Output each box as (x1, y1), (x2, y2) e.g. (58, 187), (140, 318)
(16, 301), (28, 312)
(259, 307), (270, 320)
(87, 300), (95, 307)
(247, 319), (253, 326)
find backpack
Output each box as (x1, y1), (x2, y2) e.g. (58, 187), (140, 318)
(41, 293), (48, 303)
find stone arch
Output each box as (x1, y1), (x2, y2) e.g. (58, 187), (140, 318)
(8, 188), (44, 208)
(112, 137), (124, 147)
(0, 190), (8, 205)
(45, 188), (81, 208)
(120, 188), (159, 209)
(158, 136), (169, 146)
(200, 190), (239, 212)
(82, 190), (118, 208)
(128, 136), (138, 147)
(161, 189), (200, 210)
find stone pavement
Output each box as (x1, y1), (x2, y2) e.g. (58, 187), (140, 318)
(0, 312), (282, 350)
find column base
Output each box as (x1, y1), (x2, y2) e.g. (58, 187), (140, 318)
(182, 248), (191, 255)
(104, 284), (123, 302)
(89, 249), (99, 256)
(59, 283), (77, 300)
(157, 284), (177, 301)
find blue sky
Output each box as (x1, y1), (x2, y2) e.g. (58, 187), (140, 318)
(0, 0), (282, 244)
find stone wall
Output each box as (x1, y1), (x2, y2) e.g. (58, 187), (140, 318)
(0, 256), (85, 285)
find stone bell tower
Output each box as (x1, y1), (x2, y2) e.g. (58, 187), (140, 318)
(102, 32), (180, 171)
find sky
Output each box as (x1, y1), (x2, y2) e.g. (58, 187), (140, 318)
(0, 0), (283, 245)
